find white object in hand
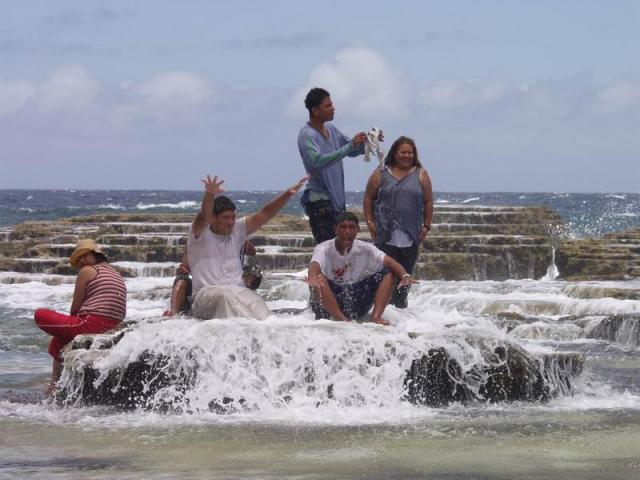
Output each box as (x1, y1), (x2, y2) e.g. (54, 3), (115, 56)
(364, 126), (385, 167)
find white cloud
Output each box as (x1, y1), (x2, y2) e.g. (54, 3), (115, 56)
(0, 79), (35, 116)
(593, 79), (640, 113)
(420, 79), (511, 109)
(37, 64), (99, 111)
(290, 46), (411, 119)
(140, 71), (215, 111)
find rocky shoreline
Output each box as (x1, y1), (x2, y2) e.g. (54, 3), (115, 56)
(1, 204), (638, 281)
(3, 204), (638, 409)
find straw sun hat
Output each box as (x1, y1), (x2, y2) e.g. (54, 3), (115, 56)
(69, 239), (106, 268)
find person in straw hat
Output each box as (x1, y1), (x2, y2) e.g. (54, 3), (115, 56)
(34, 239), (127, 394)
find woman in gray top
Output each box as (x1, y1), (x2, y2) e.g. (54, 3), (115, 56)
(363, 136), (434, 308)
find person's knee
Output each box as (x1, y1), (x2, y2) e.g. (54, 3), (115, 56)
(381, 272), (394, 286)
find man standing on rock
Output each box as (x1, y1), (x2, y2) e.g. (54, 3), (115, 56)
(307, 212), (416, 325)
(188, 174), (307, 320)
(298, 87), (369, 244)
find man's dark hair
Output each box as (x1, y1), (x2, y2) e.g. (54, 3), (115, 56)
(304, 87), (330, 114)
(334, 211), (359, 226)
(213, 195), (236, 215)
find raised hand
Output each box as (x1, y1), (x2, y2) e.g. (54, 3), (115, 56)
(287, 176), (309, 195)
(201, 174), (225, 196)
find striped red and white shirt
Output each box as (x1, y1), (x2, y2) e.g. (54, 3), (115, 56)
(78, 265), (127, 321)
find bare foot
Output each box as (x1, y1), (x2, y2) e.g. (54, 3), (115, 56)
(162, 310), (174, 317)
(43, 382), (57, 396)
(371, 317), (390, 326)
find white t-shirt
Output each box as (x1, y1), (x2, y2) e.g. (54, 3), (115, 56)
(188, 217), (247, 296)
(310, 239), (385, 285)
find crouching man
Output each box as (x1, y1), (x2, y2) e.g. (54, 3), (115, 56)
(189, 173), (307, 320)
(307, 212), (416, 325)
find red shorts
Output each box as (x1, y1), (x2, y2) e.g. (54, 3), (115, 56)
(34, 308), (121, 361)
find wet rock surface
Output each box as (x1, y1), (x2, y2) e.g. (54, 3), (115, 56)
(556, 228), (640, 280)
(3, 206), (635, 281)
(404, 346), (583, 406)
(56, 322), (585, 410)
(1, 206), (565, 280)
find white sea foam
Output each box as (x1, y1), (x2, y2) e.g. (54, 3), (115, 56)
(98, 204), (124, 210)
(2, 272), (640, 428)
(135, 201), (198, 210)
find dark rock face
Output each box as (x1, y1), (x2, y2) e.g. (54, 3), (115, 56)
(585, 313), (640, 346)
(57, 327), (197, 411)
(57, 325), (584, 411)
(404, 345), (583, 407)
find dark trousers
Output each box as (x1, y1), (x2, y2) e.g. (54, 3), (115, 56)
(304, 199), (338, 244)
(310, 270), (387, 320)
(378, 243), (419, 308)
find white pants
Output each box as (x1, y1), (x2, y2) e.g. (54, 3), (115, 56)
(192, 285), (270, 320)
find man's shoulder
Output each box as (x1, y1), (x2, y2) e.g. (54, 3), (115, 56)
(232, 217), (247, 237)
(298, 123), (315, 137)
(313, 238), (335, 253)
(325, 122), (341, 133)
(354, 239), (379, 252)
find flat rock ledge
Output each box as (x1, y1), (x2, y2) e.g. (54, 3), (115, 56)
(54, 320), (584, 410)
(2, 206), (562, 281)
(556, 228), (640, 280)
(2, 208), (636, 281)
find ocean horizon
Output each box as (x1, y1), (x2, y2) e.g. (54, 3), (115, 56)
(1, 189), (638, 238)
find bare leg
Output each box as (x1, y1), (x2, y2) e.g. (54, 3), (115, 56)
(44, 358), (63, 395)
(370, 272), (394, 326)
(313, 277), (350, 322)
(168, 279), (189, 315)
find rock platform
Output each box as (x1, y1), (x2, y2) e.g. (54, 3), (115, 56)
(1, 205), (564, 281)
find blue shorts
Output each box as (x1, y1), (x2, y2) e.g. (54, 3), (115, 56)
(311, 270), (387, 320)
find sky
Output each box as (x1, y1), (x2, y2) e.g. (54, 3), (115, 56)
(1, 0), (639, 192)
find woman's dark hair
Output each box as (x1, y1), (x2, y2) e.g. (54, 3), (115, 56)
(383, 136), (422, 169)
(304, 87), (330, 114)
(94, 252), (108, 264)
(213, 195), (237, 215)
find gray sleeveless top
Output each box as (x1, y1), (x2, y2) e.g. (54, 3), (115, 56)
(373, 167), (424, 246)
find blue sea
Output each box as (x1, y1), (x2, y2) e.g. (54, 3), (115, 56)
(1, 189), (639, 237)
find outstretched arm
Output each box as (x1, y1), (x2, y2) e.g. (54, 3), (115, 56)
(383, 255), (418, 289)
(192, 175), (224, 239)
(245, 176), (308, 235)
(301, 132), (366, 168)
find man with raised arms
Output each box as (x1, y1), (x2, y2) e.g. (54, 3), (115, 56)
(307, 212), (416, 325)
(188, 174), (307, 320)
(298, 87), (368, 243)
